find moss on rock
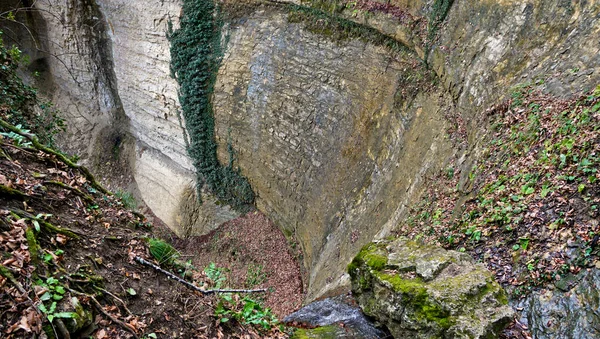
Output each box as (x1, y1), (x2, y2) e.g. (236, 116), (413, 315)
(348, 238), (513, 338)
(291, 325), (340, 339)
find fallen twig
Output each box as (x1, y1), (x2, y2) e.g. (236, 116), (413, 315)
(43, 180), (95, 203)
(0, 118), (109, 195)
(134, 257), (267, 295)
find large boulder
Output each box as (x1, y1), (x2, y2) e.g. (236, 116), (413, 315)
(348, 238), (514, 338)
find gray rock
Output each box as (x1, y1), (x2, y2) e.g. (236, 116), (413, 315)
(516, 269), (600, 339)
(349, 239), (514, 338)
(284, 295), (387, 339)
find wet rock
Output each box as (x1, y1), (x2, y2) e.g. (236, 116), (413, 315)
(284, 295), (387, 338)
(348, 238), (514, 338)
(516, 269), (600, 339)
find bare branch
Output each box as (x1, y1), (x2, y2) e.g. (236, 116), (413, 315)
(134, 257), (268, 295)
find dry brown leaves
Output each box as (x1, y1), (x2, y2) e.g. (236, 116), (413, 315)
(399, 85), (600, 294)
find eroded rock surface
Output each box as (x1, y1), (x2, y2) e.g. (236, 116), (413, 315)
(348, 238), (514, 338)
(14, 0), (600, 302)
(516, 268), (600, 339)
(284, 295), (387, 339)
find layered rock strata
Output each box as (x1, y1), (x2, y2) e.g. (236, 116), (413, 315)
(21, 0), (600, 300)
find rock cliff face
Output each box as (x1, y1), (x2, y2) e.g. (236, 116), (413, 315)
(18, 0), (600, 301)
(28, 0), (239, 235)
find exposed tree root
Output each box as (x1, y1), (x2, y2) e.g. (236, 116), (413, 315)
(0, 183), (28, 199)
(25, 227), (42, 270)
(134, 257), (268, 295)
(0, 145), (12, 161)
(0, 264), (27, 294)
(53, 318), (71, 339)
(0, 118), (109, 195)
(43, 180), (95, 203)
(95, 286), (133, 316)
(10, 208), (81, 238)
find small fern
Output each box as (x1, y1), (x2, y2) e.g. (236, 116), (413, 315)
(148, 238), (179, 265)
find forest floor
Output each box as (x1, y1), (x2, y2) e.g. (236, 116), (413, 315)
(0, 121), (304, 338)
(395, 84), (600, 337)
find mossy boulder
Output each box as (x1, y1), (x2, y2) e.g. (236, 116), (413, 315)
(348, 238), (514, 338)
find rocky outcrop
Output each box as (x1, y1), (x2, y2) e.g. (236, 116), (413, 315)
(516, 268), (600, 339)
(10, 0), (600, 302)
(284, 295), (387, 338)
(213, 5), (455, 301)
(26, 0), (240, 233)
(211, 0), (600, 300)
(348, 238), (514, 338)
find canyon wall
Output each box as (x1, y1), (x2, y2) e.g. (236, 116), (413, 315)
(21, 0), (600, 301)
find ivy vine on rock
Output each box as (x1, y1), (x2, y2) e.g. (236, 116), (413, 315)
(168, 0), (254, 208)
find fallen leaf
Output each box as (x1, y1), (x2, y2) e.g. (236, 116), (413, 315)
(96, 329), (107, 339)
(55, 234), (68, 245)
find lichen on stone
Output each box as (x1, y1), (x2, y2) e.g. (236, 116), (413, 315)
(348, 237), (514, 338)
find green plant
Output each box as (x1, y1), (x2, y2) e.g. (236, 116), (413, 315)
(519, 238), (529, 251)
(215, 294), (278, 330)
(245, 263), (267, 287)
(114, 190), (137, 210)
(465, 226), (481, 242)
(35, 277), (78, 322)
(168, 0), (254, 208)
(43, 249), (64, 263)
(148, 238), (179, 265)
(204, 262), (226, 288)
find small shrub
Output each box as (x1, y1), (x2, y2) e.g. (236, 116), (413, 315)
(215, 294), (278, 330)
(148, 238), (179, 265)
(204, 262), (226, 288)
(114, 190), (137, 210)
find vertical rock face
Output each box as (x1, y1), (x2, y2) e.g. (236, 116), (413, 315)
(212, 8), (454, 300)
(95, 0), (201, 231)
(33, 0), (125, 160)
(20, 0), (600, 301)
(31, 0), (240, 233)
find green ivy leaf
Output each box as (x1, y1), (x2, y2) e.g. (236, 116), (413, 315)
(53, 312), (77, 319)
(32, 220), (40, 232)
(40, 292), (52, 301)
